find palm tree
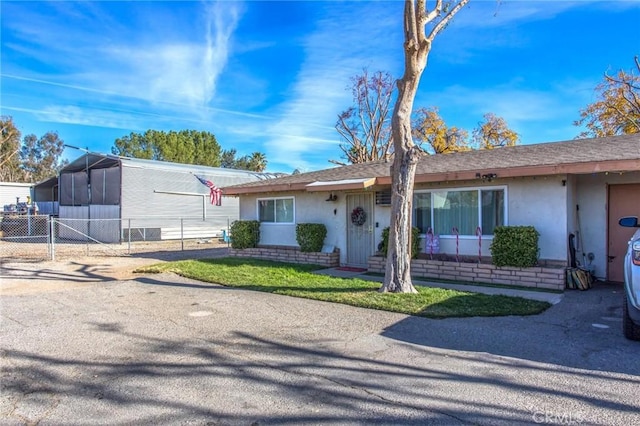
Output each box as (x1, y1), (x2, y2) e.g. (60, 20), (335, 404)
(248, 152), (267, 172)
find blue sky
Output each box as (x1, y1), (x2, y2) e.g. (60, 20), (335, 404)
(1, 1), (639, 173)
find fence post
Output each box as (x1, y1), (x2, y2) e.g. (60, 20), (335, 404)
(128, 218), (131, 254)
(86, 217), (90, 256)
(47, 216), (51, 259)
(181, 218), (184, 251)
(50, 217), (56, 261)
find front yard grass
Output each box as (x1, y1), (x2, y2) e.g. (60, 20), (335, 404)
(137, 257), (551, 318)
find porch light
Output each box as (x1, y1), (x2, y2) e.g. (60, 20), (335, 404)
(477, 173), (497, 182)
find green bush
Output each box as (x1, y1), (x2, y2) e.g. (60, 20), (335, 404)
(296, 223), (327, 252)
(380, 226), (421, 259)
(490, 226), (539, 267)
(230, 220), (260, 249)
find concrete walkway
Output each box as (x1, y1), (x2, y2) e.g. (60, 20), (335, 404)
(314, 267), (564, 304)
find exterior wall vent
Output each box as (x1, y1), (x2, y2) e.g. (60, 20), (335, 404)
(375, 190), (392, 206)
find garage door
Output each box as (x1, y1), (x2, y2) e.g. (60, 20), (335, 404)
(608, 183), (640, 282)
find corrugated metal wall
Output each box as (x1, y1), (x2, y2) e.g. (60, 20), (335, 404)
(120, 166), (253, 231)
(90, 205), (120, 242)
(56, 157), (264, 240)
(37, 202), (58, 216)
(57, 205), (120, 242)
(58, 206), (88, 240)
(122, 166), (200, 220)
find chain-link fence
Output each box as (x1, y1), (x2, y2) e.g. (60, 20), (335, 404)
(0, 213), (51, 261)
(0, 214), (232, 261)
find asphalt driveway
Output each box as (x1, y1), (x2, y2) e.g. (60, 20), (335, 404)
(1, 257), (639, 425)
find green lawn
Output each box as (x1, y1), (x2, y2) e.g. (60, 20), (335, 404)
(137, 257), (551, 318)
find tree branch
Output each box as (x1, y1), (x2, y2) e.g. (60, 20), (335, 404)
(427, 0), (469, 42)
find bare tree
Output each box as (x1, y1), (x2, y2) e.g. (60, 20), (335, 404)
(332, 69), (395, 165)
(382, 0), (469, 293)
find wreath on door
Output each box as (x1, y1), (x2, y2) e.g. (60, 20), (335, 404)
(351, 207), (367, 226)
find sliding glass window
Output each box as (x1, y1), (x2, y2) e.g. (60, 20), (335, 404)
(413, 187), (505, 236)
(258, 197), (294, 223)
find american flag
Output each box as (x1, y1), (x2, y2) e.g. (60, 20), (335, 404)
(195, 175), (222, 206)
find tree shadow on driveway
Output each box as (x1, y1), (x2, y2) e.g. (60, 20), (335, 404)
(381, 282), (639, 376)
(3, 325), (639, 426)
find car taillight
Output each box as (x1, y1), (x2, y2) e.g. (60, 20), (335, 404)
(633, 241), (640, 266)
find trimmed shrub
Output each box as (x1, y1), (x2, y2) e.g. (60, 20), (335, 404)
(380, 226), (421, 259)
(296, 223), (327, 252)
(490, 226), (539, 267)
(230, 220), (260, 249)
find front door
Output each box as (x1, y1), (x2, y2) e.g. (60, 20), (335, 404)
(346, 193), (374, 267)
(608, 183), (640, 282)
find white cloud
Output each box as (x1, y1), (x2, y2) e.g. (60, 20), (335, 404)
(262, 2), (402, 170)
(3, 1), (243, 110)
(3, 102), (236, 132)
(3, 105), (142, 130)
(91, 1), (241, 107)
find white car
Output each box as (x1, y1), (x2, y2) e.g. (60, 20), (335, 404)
(619, 216), (640, 341)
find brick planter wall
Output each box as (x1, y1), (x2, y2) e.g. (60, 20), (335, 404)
(368, 256), (565, 291)
(230, 246), (340, 268)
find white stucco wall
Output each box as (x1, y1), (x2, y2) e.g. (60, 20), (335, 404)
(565, 174), (578, 257)
(408, 178), (568, 260)
(238, 172), (640, 269)
(575, 171), (640, 279)
(373, 204), (390, 250)
(239, 191), (349, 263)
(507, 176), (568, 261)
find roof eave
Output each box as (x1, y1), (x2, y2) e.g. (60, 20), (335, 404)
(379, 159), (640, 185)
(305, 178), (377, 192)
(224, 182), (310, 195)
(224, 158), (640, 195)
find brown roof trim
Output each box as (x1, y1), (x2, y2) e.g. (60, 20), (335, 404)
(377, 159), (640, 185)
(305, 178), (377, 192)
(224, 154), (640, 195)
(225, 182), (310, 195)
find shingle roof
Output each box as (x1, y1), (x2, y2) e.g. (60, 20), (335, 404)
(223, 134), (640, 194)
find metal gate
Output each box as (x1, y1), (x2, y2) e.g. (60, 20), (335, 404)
(346, 193), (374, 267)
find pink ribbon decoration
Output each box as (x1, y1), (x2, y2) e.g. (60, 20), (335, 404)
(452, 227), (459, 262)
(476, 226), (482, 262)
(427, 227), (434, 260)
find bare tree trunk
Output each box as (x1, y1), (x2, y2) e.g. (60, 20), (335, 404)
(381, 0), (469, 293)
(382, 79), (422, 293)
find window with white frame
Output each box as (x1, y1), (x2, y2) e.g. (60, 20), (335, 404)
(258, 197), (294, 223)
(413, 187), (505, 236)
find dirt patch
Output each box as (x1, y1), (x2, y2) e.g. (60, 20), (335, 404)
(0, 246), (229, 296)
